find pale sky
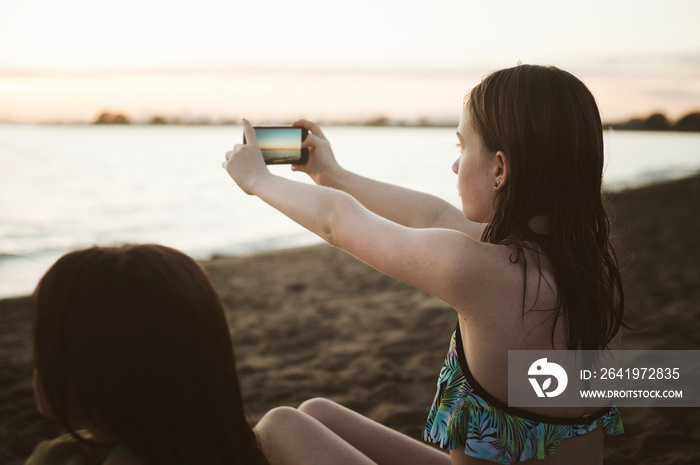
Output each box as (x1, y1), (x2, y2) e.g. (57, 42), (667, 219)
(1, 0), (699, 123)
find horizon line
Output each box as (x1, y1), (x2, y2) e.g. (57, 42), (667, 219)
(2, 109), (699, 128)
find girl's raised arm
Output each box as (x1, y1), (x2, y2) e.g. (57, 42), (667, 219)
(291, 120), (484, 239)
(223, 120), (493, 310)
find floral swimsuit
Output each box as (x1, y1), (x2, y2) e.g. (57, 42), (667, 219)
(423, 324), (624, 464)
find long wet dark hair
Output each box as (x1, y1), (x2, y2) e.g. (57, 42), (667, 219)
(32, 244), (269, 465)
(467, 64), (625, 350)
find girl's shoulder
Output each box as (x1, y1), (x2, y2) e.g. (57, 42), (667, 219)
(450, 238), (560, 323)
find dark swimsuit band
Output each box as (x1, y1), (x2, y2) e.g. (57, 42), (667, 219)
(454, 324), (614, 426)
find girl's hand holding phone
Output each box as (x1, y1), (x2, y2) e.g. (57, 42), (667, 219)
(291, 119), (343, 187)
(223, 119), (271, 195)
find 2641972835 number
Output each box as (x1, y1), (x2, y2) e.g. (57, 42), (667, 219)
(599, 367), (680, 380)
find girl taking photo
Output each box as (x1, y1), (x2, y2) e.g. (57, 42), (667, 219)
(225, 64), (625, 464)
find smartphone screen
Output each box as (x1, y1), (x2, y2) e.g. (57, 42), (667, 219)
(252, 126), (308, 165)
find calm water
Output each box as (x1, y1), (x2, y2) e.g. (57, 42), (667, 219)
(1, 124), (699, 298)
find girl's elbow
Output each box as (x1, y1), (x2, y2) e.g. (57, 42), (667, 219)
(318, 194), (355, 248)
(319, 218), (336, 246)
(319, 209), (344, 248)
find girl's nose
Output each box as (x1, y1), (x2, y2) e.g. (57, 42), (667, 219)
(452, 159), (459, 174)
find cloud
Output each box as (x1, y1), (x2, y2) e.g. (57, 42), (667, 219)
(0, 64), (484, 81)
(2, 51), (698, 81)
(568, 52), (700, 79)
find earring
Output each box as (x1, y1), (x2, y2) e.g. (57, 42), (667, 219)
(494, 181), (501, 187)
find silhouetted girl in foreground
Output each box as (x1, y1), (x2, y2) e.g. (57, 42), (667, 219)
(29, 244), (270, 465)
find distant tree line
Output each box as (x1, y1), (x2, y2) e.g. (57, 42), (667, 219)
(92, 110), (700, 131)
(606, 111), (700, 132)
(92, 112), (226, 126)
(89, 111), (455, 127)
(93, 112), (130, 124)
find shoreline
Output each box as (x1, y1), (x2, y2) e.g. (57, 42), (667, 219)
(1, 174), (699, 464)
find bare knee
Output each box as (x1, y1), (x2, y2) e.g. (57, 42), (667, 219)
(258, 406), (301, 431)
(253, 407), (304, 463)
(255, 407), (301, 449)
(298, 397), (340, 422)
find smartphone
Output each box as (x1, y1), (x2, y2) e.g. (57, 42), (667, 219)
(244, 126), (309, 165)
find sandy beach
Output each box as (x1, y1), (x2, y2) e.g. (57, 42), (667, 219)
(1, 174), (699, 464)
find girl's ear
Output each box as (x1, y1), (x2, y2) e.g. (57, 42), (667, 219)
(494, 150), (509, 189)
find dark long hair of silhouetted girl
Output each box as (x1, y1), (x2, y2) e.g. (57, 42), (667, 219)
(31, 244), (269, 465)
(467, 64), (625, 350)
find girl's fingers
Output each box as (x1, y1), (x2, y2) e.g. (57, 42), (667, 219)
(293, 119), (326, 139)
(241, 119), (258, 145)
(301, 133), (323, 148)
